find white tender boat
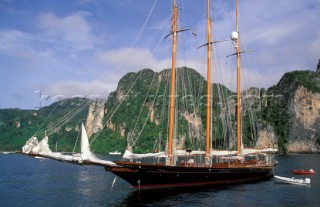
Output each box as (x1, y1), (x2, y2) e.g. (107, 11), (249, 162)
(274, 175), (311, 185)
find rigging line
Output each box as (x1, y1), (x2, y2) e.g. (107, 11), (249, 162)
(249, 107), (256, 148)
(178, 8), (206, 19)
(100, 15), (171, 123)
(180, 69), (188, 109)
(93, 63), (164, 145)
(35, 99), (88, 137)
(186, 71), (194, 112)
(127, 71), (158, 147)
(222, 87), (230, 149)
(252, 104), (260, 146)
(72, 125), (81, 153)
(90, 37), (164, 144)
(185, 70), (192, 112)
(131, 75), (162, 147)
(158, 74), (169, 152)
(216, 84), (222, 149)
(44, 101), (89, 137)
(215, 46), (229, 149)
(185, 70), (192, 111)
(85, 0), (159, 97)
(38, 99), (89, 135)
(32, 101), (60, 137)
(183, 69), (196, 147)
(131, 0), (158, 47)
(152, 127), (161, 155)
(144, 21), (167, 48)
(89, 69), (148, 144)
(72, 7), (164, 130)
(47, 101), (88, 130)
(90, 16), (172, 145)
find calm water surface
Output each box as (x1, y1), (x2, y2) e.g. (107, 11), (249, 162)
(1, 153), (320, 207)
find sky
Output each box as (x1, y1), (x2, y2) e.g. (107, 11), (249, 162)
(0, 0), (319, 109)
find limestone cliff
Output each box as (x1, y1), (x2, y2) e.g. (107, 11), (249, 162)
(240, 88), (278, 150)
(224, 87), (278, 150)
(269, 69), (320, 153)
(287, 86), (320, 152)
(85, 99), (105, 137)
(255, 125), (277, 149)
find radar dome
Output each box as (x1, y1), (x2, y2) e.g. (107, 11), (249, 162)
(231, 31), (239, 41)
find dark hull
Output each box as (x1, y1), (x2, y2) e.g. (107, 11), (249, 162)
(105, 162), (274, 190)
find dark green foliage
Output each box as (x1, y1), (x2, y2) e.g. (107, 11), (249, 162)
(278, 70), (320, 93)
(0, 98), (89, 152)
(91, 129), (126, 153)
(0, 109), (42, 150)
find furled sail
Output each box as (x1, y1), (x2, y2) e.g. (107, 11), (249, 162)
(21, 124), (117, 166)
(34, 136), (52, 155)
(122, 149), (165, 159)
(22, 136), (38, 154)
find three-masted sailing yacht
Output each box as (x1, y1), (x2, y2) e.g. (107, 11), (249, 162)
(105, 0), (275, 190)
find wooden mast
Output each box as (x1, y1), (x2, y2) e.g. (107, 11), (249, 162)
(205, 0), (212, 162)
(167, 0), (178, 165)
(235, 0), (242, 156)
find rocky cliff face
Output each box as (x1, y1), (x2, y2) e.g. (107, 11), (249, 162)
(85, 99), (105, 137)
(287, 86), (320, 152)
(240, 88), (278, 150)
(270, 69), (320, 153)
(255, 125), (277, 149)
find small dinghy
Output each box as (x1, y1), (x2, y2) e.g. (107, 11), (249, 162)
(292, 169), (316, 175)
(274, 175), (311, 185)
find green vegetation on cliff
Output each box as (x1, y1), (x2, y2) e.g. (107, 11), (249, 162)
(1, 68), (319, 154)
(0, 98), (89, 152)
(261, 70), (320, 153)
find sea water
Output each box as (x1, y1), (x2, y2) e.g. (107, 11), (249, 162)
(0, 153), (319, 207)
